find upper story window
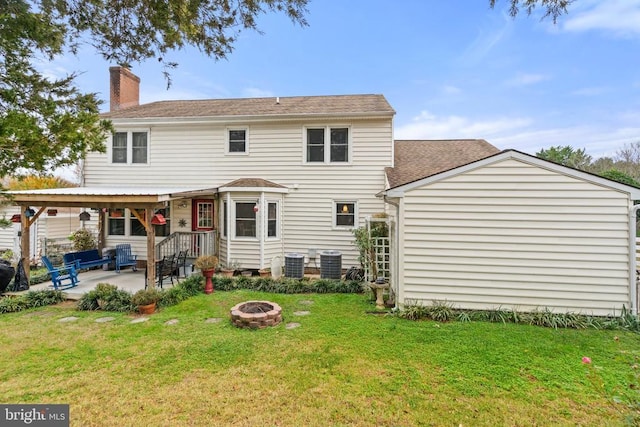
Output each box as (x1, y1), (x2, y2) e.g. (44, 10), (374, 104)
(305, 127), (350, 163)
(227, 128), (248, 154)
(112, 130), (148, 164)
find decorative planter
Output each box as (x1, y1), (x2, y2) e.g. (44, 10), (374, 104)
(138, 302), (156, 315)
(258, 269), (270, 278)
(202, 268), (215, 294)
(220, 268), (234, 277)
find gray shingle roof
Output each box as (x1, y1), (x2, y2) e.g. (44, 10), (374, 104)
(102, 94), (395, 119)
(220, 178), (286, 189)
(386, 139), (500, 188)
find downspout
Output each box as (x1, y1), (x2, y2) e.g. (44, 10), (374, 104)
(259, 192), (266, 269)
(629, 205), (639, 315)
(382, 194), (400, 309)
(225, 193), (231, 266)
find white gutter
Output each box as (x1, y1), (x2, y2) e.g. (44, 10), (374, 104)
(225, 193), (232, 266)
(629, 205), (639, 315)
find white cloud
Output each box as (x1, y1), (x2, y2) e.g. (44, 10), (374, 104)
(563, 0), (640, 37)
(395, 110), (640, 159)
(506, 73), (550, 87)
(442, 85), (462, 95)
(395, 110), (532, 140)
(491, 125), (640, 158)
(459, 14), (513, 64)
(571, 86), (609, 96)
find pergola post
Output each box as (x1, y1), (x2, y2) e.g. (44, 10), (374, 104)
(19, 206), (46, 283)
(130, 206), (157, 289)
(20, 206), (30, 282)
(146, 207), (156, 289)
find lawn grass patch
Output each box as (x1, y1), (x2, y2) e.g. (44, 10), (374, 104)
(0, 292), (638, 425)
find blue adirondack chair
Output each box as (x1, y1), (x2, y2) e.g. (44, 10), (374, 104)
(42, 256), (79, 290)
(115, 244), (138, 273)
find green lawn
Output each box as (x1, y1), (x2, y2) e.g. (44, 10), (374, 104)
(0, 291), (638, 426)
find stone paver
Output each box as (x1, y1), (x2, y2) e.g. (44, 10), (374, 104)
(95, 317), (115, 323)
(205, 318), (223, 323)
(293, 310), (311, 316)
(58, 316), (79, 323)
(299, 300), (314, 305)
(286, 322), (301, 329)
(130, 317), (149, 324)
(165, 319), (179, 325)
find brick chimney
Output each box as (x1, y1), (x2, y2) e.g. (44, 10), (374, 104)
(109, 66), (140, 111)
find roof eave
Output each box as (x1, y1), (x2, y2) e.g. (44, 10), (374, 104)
(218, 186), (289, 194)
(102, 111), (395, 125)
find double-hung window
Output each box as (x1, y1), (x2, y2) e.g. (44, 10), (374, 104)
(111, 130), (148, 164)
(305, 127), (349, 163)
(107, 209), (125, 235)
(267, 202), (278, 238)
(235, 202), (256, 238)
(227, 128), (248, 154)
(129, 207), (170, 237)
(335, 201), (356, 228)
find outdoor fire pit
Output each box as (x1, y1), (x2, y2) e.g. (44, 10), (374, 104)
(230, 301), (282, 329)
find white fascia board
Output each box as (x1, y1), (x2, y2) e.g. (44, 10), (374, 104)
(106, 112), (395, 127)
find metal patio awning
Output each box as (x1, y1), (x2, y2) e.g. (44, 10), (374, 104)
(4, 186), (218, 288)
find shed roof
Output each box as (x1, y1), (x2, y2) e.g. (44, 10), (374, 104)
(386, 139), (499, 188)
(102, 94), (395, 120)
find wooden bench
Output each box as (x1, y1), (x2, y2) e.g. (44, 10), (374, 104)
(63, 249), (111, 270)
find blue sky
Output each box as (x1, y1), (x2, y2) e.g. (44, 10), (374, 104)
(43, 0), (640, 159)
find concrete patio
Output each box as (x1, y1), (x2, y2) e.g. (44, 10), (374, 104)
(27, 268), (171, 300)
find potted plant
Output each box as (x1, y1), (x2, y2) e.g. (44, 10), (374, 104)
(258, 267), (270, 277)
(220, 259), (241, 277)
(194, 255), (219, 294)
(131, 288), (162, 314)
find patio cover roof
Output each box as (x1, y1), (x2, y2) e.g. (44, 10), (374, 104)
(4, 186), (217, 289)
(6, 186), (218, 208)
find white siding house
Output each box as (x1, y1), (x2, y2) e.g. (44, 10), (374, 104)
(80, 67), (396, 269)
(0, 206), (96, 263)
(8, 68), (639, 315)
(385, 150), (640, 316)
